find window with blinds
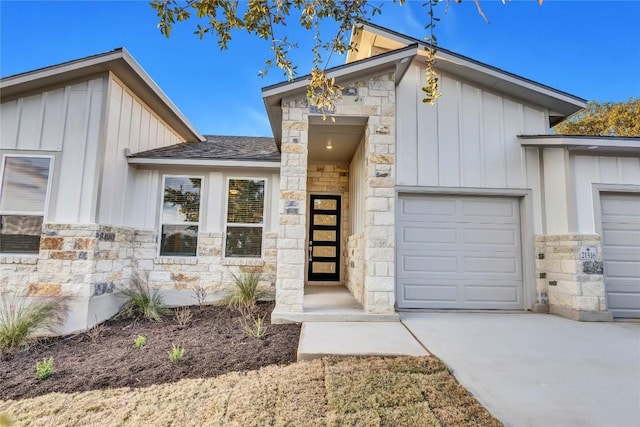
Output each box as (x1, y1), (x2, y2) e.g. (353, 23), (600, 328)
(225, 178), (265, 258)
(0, 156), (53, 254)
(160, 176), (202, 257)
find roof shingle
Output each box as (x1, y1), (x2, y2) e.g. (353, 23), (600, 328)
(129, 135), (280, 161)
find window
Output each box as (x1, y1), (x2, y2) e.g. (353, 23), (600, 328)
(225, 178), (265, 258)
(0, 156), (53, 254)
(160, 176), (202, 257)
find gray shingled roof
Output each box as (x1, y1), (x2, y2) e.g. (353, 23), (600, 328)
(129, 135), (280, 161)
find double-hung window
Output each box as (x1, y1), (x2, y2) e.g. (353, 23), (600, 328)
(0, 155), (53, 254)
(160, 176), (202, 257)
(225, 178), (265, 258)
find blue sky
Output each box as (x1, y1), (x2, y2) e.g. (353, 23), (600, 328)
(1, 1), (639, 137)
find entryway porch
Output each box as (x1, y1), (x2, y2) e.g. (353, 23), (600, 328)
(272, 285), (399, 323)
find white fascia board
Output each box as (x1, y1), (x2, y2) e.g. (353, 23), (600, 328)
(0, 50), (124, 89)
(262, 46), (419, 98)
(128, 157), (281, 169)
(118, 49), (204, 142)
(430, 50), (586, 110)
(360, 22), (586, 111)
(519, 136), (640, 156)
(519, 136), (640, 149)
(1, 48), (204, 143)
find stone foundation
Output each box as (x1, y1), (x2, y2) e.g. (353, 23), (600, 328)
(1, 224), (278, 334)
(535, 234), (612, 321)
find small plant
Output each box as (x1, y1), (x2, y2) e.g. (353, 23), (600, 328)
(192, 283), (208, 307)
(174, 306), (192, 328)
(168, 344), (185, 362)
(133, 335), (146, 349)
(35, 357), (54, 380)
(116, 276), (170, 322)
(223, 272), (269, 314)
(0, 293), (66, 352)
(240, 314), (267, 339)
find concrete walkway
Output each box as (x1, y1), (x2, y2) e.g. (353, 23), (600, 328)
(401, 312), (640, 427)
(297, 321), (428, 361)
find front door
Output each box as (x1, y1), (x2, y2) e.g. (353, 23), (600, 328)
(308, 195), (341, 282)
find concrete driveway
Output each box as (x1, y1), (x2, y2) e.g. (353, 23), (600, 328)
(401, 312), (640, 427)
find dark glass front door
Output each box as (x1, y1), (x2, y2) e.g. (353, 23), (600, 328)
(307, 195), (341, 282)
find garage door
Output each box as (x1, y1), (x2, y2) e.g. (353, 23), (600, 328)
(397, 194), (524, 309)
(601, 193), (640, 319)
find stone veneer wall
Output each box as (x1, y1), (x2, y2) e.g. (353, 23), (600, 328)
(1, 224), (132, 299)
(274, 71), (396, 318)
(1, 224), (134, 333)
(0, 224), (277, 333)
(535, 234), (612, 321)
(307, 163), (350, 285)
(142, 231), (277, 304)
(346, 232), (365, 304)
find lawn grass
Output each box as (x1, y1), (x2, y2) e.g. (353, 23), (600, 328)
(0, 356), (501, 426)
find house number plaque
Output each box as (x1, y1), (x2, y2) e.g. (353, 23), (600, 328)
(578, 246), (598, 261)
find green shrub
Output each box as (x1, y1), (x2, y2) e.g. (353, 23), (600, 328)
(0, 295), (66, 352)
(133, 335), (146, 349)
(223, 272), (269, 313)
(35, 357), (54, 380)
(240, 314), (267, 339)
(168, 344), (185, 362)
(116, 277), (169, 322)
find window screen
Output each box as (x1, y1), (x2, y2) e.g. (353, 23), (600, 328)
(160, 176), (201, 256)
(225, 179), (265, 258)
(0, 156), (52, 254)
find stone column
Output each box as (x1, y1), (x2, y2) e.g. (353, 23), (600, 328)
(361, 77), (396, 314)
(536, 234), (612, 321)
(274, 99), (309, 315)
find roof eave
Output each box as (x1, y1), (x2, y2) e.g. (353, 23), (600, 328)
(127, 157), (281, 169)
(262, 44), (419, 147)
(358, 22), (587, 124)
(518, 135), (640, 156)
(1, 48), (204, 142)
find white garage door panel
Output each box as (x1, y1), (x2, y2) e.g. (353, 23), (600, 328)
(401, 224), (519, 252)
(397, 194), (524, 310)
(461, 199), (518, 219)
(464, 256), (519, 275)
(465, 286), (519, 302)
(401, 281), (521, 309)
(601, 193), (640, 319)
(401, 226), (457, 245)
(398, 250), (521, 278)
(402, 255), (457, 273)
(403, 283), (457, 302)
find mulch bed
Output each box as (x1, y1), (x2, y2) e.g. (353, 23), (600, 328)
(0, 302), (300, 401)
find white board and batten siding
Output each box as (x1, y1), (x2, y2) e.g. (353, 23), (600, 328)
(0, 77), (107, 224)
(571, 155), (640, 233)
(396, 64), (548, 233)
(98, 74), (186, 228)
(397, 194), (524, 309)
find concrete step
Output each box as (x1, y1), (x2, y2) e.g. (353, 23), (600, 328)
(296, 321), (429, 361)
(272, 310), (399, 323)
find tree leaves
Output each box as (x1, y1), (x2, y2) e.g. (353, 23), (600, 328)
(150, 0), (545, 111)
(553, 98), (640, 137)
